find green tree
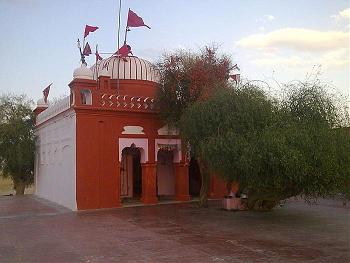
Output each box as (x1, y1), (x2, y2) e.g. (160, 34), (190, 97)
(0, 94), (35, 195)
(157, 46), (232, 125)
(180, 82), (350, 210)
(157, 46), (233, 207)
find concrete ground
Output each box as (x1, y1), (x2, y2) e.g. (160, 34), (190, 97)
(0, 196), (349, 263)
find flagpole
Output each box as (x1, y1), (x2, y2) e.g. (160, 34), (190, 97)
(123, 8), (130, 45)
(124, 26), (129, 45)
(77, 39), (86, 65)
(116, 0), (122, 95)
(82, 28), (86, 65)
(95, 44), (98, 80)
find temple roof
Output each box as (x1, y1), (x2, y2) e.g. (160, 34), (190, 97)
(91, 56), (160, 83)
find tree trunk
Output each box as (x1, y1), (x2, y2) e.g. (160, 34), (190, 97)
(247, 194), (260, 210)
(197, 158), (210, 207)
(14, 181), (26, 195)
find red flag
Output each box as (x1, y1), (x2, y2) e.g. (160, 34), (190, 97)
(115, 44), (132, 58)
(43, 83), (52, 103)
(84, 25), (99, 38)
(83, 42), (92, 56)
(229, 74), (240, 84)
(95, 50), (103, 61)
(127, 9), (150, 29)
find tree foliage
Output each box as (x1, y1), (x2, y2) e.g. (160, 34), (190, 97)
(0, 94), (35, 195)
(180, 82), (350, 210)
(157, 46), (233, 126)
(156, 46), (234, 207)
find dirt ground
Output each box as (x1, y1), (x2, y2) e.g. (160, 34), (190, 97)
(0, 196), (349, 263)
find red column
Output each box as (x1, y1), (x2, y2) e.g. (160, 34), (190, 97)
(115, 162), (122, 207)
(175, 162), (191, 201)
(141, 163), (158, 205)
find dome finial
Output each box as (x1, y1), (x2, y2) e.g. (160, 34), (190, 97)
(77, 38), (87, 66)
(73, 64), (93, 80)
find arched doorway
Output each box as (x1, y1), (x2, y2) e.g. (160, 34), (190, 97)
(189, 158), (202, 197)
(156, 149), (175, 200)
(120, 146), (142, 202)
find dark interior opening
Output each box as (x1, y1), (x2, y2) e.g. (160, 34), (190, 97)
(189, 158), (202, 197)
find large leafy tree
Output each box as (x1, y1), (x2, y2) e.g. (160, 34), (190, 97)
(180, 82), (350, 210)
(157, 46), (234, 207)
(0, 94), (35, 195)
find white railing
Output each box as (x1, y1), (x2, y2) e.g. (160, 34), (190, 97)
(36, 96), (71, 125)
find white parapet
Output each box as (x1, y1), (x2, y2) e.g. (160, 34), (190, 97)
(36, 96), (71, 125)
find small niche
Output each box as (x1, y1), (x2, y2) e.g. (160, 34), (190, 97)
(80, 89), (92, 105)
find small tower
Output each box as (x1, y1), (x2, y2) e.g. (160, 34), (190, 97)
(33, 98), (49, 124)
(69, 64), (98, 107)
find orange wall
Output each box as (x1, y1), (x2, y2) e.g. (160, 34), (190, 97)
(75, 109), (164, 210)
(110, 79), (158, 97)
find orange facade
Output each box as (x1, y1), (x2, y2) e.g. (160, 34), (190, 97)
(35, 57), (228, 210)
(70, 75), (194, 210)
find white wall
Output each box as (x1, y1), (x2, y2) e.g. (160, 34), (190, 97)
(34, 109), (77, 210)
(119, 138), (148, 163)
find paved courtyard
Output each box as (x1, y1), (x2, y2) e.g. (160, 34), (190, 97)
(0, 196), (349, 263)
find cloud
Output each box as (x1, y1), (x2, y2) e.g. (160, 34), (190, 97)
(339, 8), (350, 19)
(251, 48), (349, 70)
(256, 15), (275, 24)
(331, 8), (350, 29)
(253, 55), (304, 68)
(318, 48), (349, 69)
(236, 28), (349, 52)
(264, 15), (275, 21)
(331, 8), (350, 20)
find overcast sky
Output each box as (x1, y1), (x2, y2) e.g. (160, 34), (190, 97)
(0, 0), (349, 105)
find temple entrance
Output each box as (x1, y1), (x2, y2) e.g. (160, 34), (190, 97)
(189, 158), (202, 197)
(156, 149), (175, 200)
(120, 146), (142, 202)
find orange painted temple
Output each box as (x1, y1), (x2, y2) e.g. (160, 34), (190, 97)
(34, 55), (227, 210)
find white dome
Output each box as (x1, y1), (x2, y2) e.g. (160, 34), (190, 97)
(73, 64), (93, 80)
(91, 56), (159, 83)
(99, 67), (109, 77)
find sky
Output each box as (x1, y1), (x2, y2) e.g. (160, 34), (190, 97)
(0, 0), (349, 105)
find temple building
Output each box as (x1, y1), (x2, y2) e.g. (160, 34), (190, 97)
(33, 55), (227, 210)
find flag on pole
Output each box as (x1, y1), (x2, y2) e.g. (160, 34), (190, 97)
(229, 74), (240, 84)
(84, 25), (99, 38)
(127, 9), (150, 29)
(115, 44), (133, 58)
(229, 64), (240, 84)
(83, 42), (92, 56)
(43, 83), (52, 103)
(95, 50), (103, 61)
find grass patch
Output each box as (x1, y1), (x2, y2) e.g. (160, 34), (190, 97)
(0, 177), (13, 195)
(0, 177), (35, 195)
